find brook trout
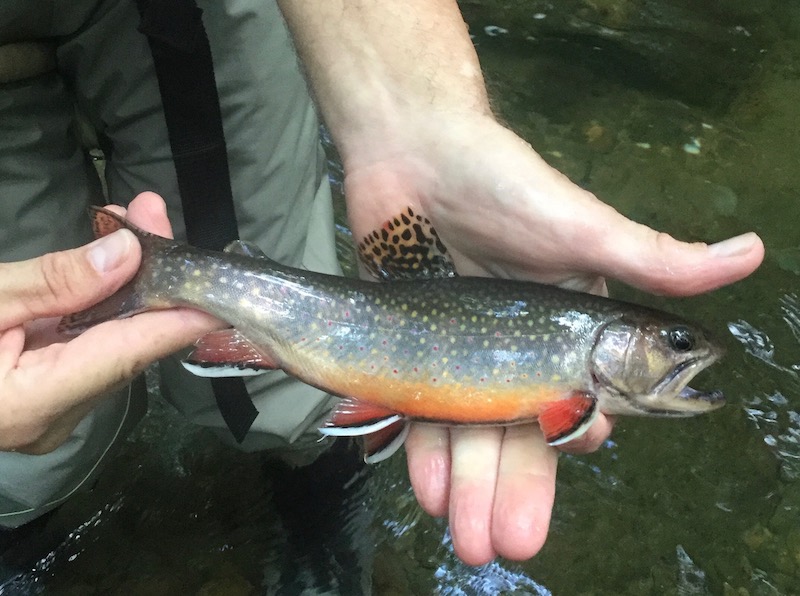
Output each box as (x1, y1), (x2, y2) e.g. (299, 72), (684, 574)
(61, 207), (725, 462)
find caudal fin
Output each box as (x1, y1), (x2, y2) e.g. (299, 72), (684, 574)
(57, 207), (162, 335)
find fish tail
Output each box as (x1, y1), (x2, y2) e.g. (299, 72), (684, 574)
(89, 205), (155, 241)
(57, 207), (163, 335)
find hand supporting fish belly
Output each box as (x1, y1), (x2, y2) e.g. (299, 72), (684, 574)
(60, 206), (725, 462)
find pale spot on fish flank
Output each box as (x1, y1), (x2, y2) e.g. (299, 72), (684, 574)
(551, 374), (561, 382)
(192, 269), (201, 277)
(550, 354), (560, 364)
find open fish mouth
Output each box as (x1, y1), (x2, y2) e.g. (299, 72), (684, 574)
(677, 385), (725, 406)
(652, 355), (726, 414)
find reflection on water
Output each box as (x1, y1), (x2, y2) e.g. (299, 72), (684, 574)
(4, 1), (800, 594)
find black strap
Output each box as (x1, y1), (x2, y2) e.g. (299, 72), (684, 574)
(136, 0), (258, 442)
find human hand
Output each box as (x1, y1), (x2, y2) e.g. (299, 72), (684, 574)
(0, 192), (222, 455)
(277, 0), (762, 565)
(342, 114), (764, 565)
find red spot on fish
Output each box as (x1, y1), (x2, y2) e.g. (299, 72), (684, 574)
(433, 346), (439, 351)
(495, 331), (502, 337)
(450, 318), (457, 324)
(393, 369), (399, 374)
(344, 310), (350, 318)
(382, 340), (388, 345)
(413, 367), (419, 373)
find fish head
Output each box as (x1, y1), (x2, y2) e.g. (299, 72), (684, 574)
(590, 313), (725, 417)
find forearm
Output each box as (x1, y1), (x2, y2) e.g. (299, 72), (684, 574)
(277, 0), (492, 162)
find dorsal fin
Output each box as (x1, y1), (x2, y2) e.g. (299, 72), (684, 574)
(223, 240), (270, 259)
(357, 207), (457, 281)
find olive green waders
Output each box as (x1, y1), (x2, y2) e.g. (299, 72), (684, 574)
(0, 0), (339, 528)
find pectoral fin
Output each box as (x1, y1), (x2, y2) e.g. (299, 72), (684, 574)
(539, 392), (599, 446)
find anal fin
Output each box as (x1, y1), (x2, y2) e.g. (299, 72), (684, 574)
(539, 391), (598, 446)
(182, 328), (279, 377)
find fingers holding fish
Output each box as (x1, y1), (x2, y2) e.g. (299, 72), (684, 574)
(447, 425), (504, 566)
(405, 423), (451, 517)
(0, 194), (225, 455)
(118, 192), (175, 238)
(492, 423), (557, 561)
(0, 229), (141, 331)
(0, 325), (25, 374)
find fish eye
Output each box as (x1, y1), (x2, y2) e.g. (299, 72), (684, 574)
(667, 326), (695, 352)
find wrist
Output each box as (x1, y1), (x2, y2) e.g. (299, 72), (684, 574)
(278, 0), (492, 162)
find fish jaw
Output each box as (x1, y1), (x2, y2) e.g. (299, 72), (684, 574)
(591, 315), (726, 417)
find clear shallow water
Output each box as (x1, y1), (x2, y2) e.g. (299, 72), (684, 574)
(3, 2), (800, 594)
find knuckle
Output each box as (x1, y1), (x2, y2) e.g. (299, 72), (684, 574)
(36, 251), (90, 307)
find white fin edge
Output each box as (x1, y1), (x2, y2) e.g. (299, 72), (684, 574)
(181, 361), (269, 378)
(545, 405), (600, 447)
(364, 422), (411, 464)
(318, 414), (403, 437)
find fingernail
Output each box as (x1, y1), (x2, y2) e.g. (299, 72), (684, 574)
(87, 230), (134, 273)
(708, 232), (757, 258)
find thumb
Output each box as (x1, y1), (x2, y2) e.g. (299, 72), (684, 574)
(0, 229), (142, 328)
(589, 213), (764, 297)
